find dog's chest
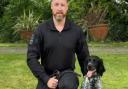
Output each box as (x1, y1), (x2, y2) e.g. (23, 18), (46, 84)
(81, 76), (102, 89)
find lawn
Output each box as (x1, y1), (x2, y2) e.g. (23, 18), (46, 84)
(0, 43), (128, 89)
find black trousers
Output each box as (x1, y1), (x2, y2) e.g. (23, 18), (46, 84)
(36, 70), (79, 89)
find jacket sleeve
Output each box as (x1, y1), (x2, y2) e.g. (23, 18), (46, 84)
(27, 28), (50, 84)
(75, 29), (90, 76)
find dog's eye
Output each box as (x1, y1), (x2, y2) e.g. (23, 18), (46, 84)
(93, 59), (96, 62)
(88, 59), (91, 61)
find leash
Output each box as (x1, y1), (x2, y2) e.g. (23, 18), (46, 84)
(50, 70), (81, 80)
(50, 70), (60, 79)
(60, 70), (81, 77)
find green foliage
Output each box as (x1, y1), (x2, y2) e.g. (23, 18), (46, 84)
(13, 10), (40, 33)
(30, 0), (52, 20)
(108, 0), (128, 41)
(68, 1), (85, 20)
(85, 0), (109, 26)
(69, 0), (128, 42)
(0, 14), (18, 42)
(0, 0), (9, 17)
(0, 0), (128, 42)
(0, 0), (32, 42)
(0, 0), (51, 42)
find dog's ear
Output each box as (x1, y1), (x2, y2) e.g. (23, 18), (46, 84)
(84, 59), (89, 75)
(84, 57), (90, 75)
(97, 58), (105, 76)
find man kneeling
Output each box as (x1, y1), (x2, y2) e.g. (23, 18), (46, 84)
(27, 0), (90, 89)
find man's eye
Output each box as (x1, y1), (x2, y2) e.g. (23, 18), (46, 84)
(55, 3), (59, 6)
(61, 4), (65, 7)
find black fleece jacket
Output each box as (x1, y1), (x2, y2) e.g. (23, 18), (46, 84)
(27, 18), (90, 84)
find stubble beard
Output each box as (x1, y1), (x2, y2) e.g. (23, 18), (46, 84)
(54, 13), (66, 22)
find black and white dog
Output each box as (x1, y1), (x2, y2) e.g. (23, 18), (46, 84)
(81, 55), (105, 89)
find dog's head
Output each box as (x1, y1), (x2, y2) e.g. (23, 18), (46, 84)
(86, 55), (105, 76)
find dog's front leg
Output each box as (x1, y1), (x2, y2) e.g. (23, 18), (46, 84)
(81, 77), (90, 89)
(96, 78), (102, 89)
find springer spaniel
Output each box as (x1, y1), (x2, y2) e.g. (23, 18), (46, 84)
(81, 55), (106, 89)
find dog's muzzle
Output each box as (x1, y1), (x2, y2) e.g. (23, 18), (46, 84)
(87, 62), (96, 71)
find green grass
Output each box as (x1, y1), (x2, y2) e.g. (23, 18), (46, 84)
(100, 54), (128, 89)
(0, 43), (128, 89)
(0, 54), (37, 89)
(0, 53), (128, 89)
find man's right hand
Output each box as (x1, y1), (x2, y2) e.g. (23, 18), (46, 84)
(47, 76), (58, 89)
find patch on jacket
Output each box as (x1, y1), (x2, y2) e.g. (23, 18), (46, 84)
(29, 34), (38, 45)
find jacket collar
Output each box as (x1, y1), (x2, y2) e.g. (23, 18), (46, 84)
(47, 17), (71, 31)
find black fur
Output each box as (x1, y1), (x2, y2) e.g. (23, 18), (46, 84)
(85, 55), (105, 76)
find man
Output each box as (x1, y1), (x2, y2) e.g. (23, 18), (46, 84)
(27, 0), (92, 89)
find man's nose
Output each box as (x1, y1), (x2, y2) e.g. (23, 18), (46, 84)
(57, 4), (62, 10)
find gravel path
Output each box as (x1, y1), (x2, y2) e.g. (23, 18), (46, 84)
(90, 47), (128, 54)
(0, 47), (128, 54)
(0, 47), (27, 54)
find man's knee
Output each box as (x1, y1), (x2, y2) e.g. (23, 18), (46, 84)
(36, 80), (48, 89)
(58, 73), (79, 89)
(58, 81), (78, 89)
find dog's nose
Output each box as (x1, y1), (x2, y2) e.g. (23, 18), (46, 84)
(87, 63), (95, 70)
(88, 62), (93, 66)
(88, 63), (92, 68)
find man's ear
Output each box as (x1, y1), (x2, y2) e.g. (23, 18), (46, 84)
(51, 1), (53, 10)
(51, 4), (52, 10)
(66, 2), (69, 11)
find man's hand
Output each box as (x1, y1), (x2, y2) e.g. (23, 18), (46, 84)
(47, 76), (58, 89)
(86, 70), (96, 78)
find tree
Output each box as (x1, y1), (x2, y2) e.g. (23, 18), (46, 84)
(108, 0), (128, 41)
(0, 0), (51, 42)
(0, 0), (32, 42)
(0, 0), (128, 42)
(0, 0), (9, 17)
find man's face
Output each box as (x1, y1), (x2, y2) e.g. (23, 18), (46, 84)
(51, 0), (68, 22)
